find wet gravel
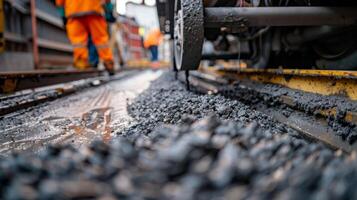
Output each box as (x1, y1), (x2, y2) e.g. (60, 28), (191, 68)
(1, 72), (357, 199)
(121, 73), (291, 139)
(218, 80), (357, 144)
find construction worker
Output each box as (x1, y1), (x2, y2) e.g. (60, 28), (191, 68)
(88, 2), (116, 68)
(144, 28), (162, 65)
(55, 0), (115, 75)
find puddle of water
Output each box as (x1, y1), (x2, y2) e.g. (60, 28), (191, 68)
(68, 107), (113, 142)
(0, 70), (163, 154)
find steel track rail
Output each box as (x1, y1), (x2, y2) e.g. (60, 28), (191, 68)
(0, 70), (139, 117)
(203, 68), (357, 100)
(0, 69), (105, 94)
(183, 69), (357, 153)
(201, 68), (357, 126)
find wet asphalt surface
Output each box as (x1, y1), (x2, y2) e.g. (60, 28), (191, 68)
(0, 70), (162, 154)
(1, 70), (357, 200)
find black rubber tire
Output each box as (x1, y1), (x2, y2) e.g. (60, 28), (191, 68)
(174, 0), (204, 70)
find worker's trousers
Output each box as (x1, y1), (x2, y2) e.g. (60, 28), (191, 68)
(66, 15), (113, 69)
(149, 45), (159, 62)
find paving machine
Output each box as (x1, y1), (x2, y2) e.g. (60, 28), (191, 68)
(156, 0), (357, 70)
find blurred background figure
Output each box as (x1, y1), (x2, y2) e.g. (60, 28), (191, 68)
(55, 0), (115, 75)
(144, 28), (162, 67)
(88, 2), (116, 68)
(1, 0), (166, 72)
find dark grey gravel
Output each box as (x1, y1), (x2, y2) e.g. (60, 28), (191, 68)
(221, 79), (357, 144)
(1, 72), (357, 200)
(121, 72), (289, 140)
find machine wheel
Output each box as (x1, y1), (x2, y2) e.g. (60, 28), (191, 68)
(174, 0), (204, 70)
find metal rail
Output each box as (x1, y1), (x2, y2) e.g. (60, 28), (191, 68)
(0, 69), (105, 93)
(205, 7), (357, 27)
(211, 68), (357, 126)
(0, 70), (140, 117)
(186, 69), (357, 153)
(205, 68), (357, 100)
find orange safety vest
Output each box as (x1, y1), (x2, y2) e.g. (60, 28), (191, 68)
(55, 0), (108, 18)
(144, 29), (162, 49)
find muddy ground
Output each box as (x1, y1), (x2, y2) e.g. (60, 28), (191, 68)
(0, 70), (162, 154)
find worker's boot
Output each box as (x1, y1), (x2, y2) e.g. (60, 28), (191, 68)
(119, 60), (125, 68)
(150, 61), (161, 69)
(104, 60), (115, 76)
(74, 59), (90, 70)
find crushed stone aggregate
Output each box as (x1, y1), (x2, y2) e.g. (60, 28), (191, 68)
(218, 80), (357, 144)
(1, 72), (357, 200)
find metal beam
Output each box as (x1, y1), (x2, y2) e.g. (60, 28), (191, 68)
(201, 53), (250, 60)
(35, 9), (63, 28)
(37, 38), (73, 52)
(30, 0), (40, 69)
(210, 68), (357, 100)
(0, 0), (4, 53)
(204, 7), (357, 27)
(0, 69), (104, 93)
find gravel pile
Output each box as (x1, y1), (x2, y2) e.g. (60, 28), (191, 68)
(218, 80), (357, 144)
(1, 72), (357, 199)
(1, 116), (357, 200)
(121, 72), (291, 140)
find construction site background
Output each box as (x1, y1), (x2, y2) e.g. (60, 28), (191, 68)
(0, 0), (170, 72)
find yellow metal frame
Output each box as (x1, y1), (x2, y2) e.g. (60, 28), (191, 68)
(226, 68), (357, 78)
(281, 95), (357, 126)
(0, 0), (4, 53)
(203, 67), (357, 101)
(237, 73), (357, 100)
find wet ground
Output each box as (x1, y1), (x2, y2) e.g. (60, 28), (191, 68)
(0, 70), (162, 154)
(1, 70), (357, 200)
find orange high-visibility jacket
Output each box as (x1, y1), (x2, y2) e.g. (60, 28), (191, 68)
(144, 29), (162, 49)
(55, 0), (110, 18)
